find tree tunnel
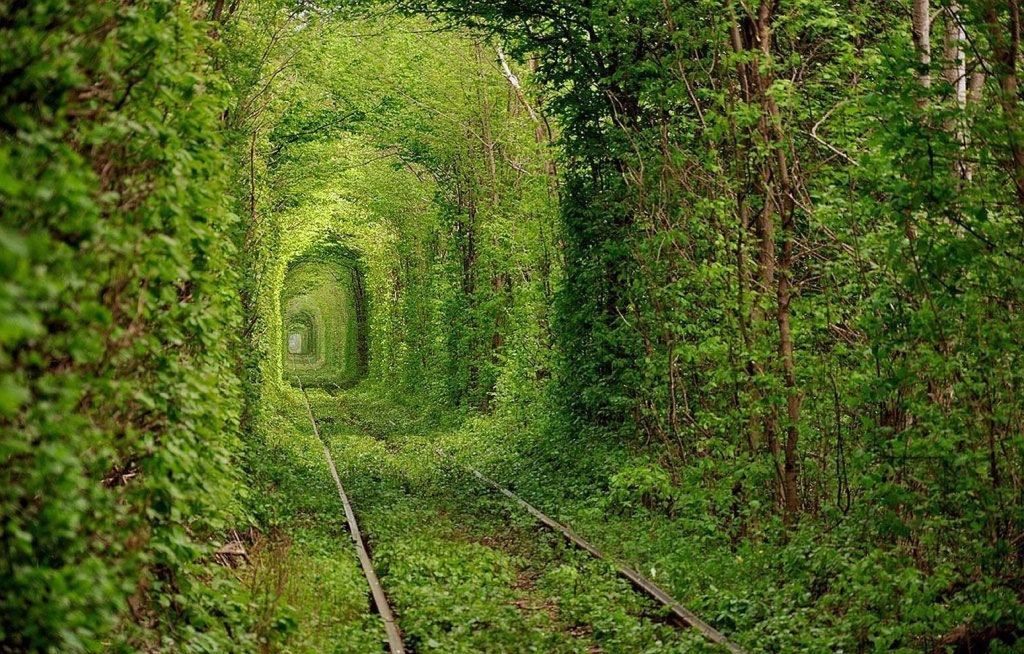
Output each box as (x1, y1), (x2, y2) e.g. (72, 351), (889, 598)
(281, 246), (368, 389)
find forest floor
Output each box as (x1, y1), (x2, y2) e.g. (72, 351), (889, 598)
(243, 387), (728, 653)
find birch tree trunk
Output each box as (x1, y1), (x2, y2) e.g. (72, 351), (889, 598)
(913, 0), (932, 100)
(945, 4), (970, 179)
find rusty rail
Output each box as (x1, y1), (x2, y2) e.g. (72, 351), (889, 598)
(301, 384), (405, 654)
(438, 449), (747, 654)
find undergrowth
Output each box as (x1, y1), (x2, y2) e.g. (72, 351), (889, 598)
(242, 393), (382, 653)
(335, 383), (1024, 653)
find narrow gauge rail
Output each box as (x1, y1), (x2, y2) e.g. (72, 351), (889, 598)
(437, 449), (748, 654)
(299, 385), (405, 654)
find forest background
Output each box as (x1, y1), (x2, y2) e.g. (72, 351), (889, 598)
(2, 0), (1023, 651)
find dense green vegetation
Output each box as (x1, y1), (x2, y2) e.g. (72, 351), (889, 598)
(280, 249), (367, 388)
(4, 0), (1024, 651)
(1, 2), (247, 650)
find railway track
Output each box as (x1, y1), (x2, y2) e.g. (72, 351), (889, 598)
(300, 385), (405, 654)
(436, 449), (747, 654)
(299, 386), (746, 654)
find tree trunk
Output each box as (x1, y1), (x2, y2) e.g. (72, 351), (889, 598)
(982, 0), (1024, 204)
(727, 0), (805, 525)
(913, 0), (932, 96)
(945, 4), (970, 179)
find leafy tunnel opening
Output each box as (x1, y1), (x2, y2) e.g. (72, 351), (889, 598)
(281, 244), (368, 390)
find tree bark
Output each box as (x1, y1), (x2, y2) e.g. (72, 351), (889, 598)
(913, 0), (932, 96)
(945, 4), (970, 179)
(727, 0), (805, 525)
(982, 0), (1024, 204)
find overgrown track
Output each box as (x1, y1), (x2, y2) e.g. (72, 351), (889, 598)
(300, 386), (405, 654)
(437, 449), (748, 654)
(299, 389), (743, 652)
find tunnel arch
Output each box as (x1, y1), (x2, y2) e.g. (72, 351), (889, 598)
(281, 243), (368, 389)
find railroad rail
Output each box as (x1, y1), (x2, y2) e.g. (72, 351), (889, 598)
(437, 448), (747, 654)
(299, 384), (405, 654)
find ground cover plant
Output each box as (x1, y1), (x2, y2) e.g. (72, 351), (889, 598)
(3, 0), (1024, 651)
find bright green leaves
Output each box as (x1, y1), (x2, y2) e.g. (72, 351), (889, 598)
(0, 379), (30, 417)
(376, 0), (1024, 649)
(280, 252), (367, 388)
(1, 1), (245, 651)
(0, 225), (43, 419)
